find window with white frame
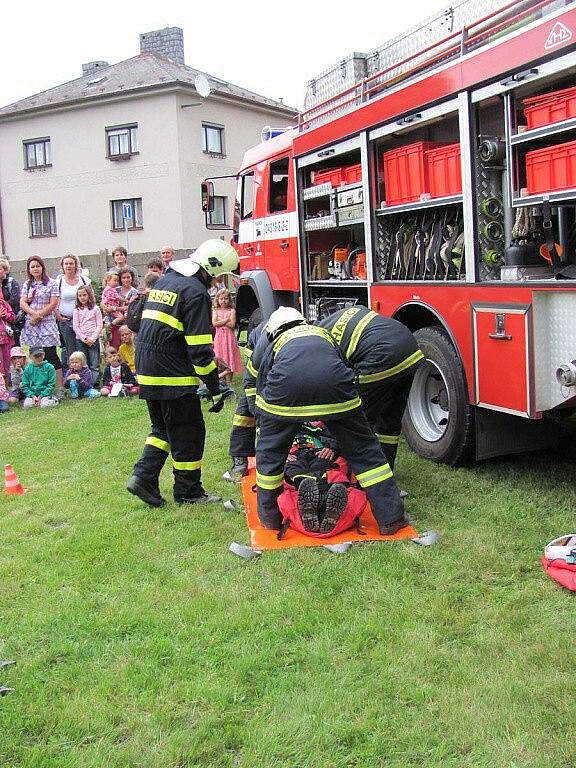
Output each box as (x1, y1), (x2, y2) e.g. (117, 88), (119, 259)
(111, 198), (143, 230)
(24, 138), (51, 169)
(29, 207), (56, 237)
(202, 123), (224, 155)
(209, 196), (228, 226)
(106, 124), (139, 158)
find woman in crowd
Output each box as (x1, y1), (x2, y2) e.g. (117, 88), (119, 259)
(111, 246), (139, 287)
(19, 256), (63, 391)
(55, 254), (90, 368)
(0, 258), (21, 344)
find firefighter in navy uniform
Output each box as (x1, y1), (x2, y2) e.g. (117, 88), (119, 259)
(319, 306), (423, 469)
(252, 307), (409, 535)
(225, 320), (266, 480)
(127, 240), (239, 507)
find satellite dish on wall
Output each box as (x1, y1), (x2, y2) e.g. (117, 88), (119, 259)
(195, 74), (211, 98)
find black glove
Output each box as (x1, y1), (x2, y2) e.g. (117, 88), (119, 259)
(209, 395), (225, 413)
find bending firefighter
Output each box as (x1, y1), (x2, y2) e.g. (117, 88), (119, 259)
(127, 240), (239, 507)
(252, 307), (409, 535)
(320, 306), (423, 469)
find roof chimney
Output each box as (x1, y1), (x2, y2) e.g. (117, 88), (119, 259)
(140, 27), (185, 65)
(82, 61), (109, 77)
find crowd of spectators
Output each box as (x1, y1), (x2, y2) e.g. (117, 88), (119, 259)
(0, 246), (178, 411)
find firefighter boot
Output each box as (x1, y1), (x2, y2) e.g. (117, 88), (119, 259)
(379, 514), (411, 536)
(298, 478), (320, 532)
(320, 483), (348, 533)
(127, 475), (166, 507)
(176, 492), (222, 505)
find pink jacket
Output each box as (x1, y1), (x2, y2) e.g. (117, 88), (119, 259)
(0, 372), (9, 401)
(73, 305), (103, 343)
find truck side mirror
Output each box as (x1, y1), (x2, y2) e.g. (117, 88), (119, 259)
(201, 181), (215, 213)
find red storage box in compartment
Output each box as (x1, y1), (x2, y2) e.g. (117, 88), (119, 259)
(526, 139), (576, 194)
(523, 86), (576, 129)
(312, 163), (362, 187)
(426, 143), (462, 197)
(382, 141), (439, 205)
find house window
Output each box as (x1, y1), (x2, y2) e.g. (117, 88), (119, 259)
(24, 138), (51, 169)
(111, 198), (143, 230)
(106, 125), (138, 158)
(202, 123), (224, 155)
(29, 207), (56, 237)
(209, 196), (227, 226)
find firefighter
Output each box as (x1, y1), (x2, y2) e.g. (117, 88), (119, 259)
(225, 319), (265, 480)
(127, 239), (239, 507)
(252, 307), (408, 534)
(319, 307), (423, 469)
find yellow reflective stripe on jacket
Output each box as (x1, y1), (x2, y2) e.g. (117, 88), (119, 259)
(193, 360), (217, 376)
(255, 394), (361, 418)
(244, 387), (257, 397)
(141, 309), (184, 332)
(185, 333), (213, 346)
(246, 359), (258, 377)
(172, 459), (202, 471)
(356, 463), (393, 488)
(358, 349), (425, 384)
(243, 347), (253, 357)
(376, 433), (401, 445)
(233, 414), (255, 428)
(273, 325), (334, 355)
(345, 310), (378, 359)
(138, 374), (199, 386)
(146, 436), (170, 452)
(256, 470), (284, 490)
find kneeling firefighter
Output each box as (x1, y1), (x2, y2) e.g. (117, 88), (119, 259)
(252, 307), (408, 534)
(127, 240), (239, 507)
(319, 306), (423, 469)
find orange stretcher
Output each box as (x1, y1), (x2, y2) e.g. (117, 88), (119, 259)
(240, 466), (417, 551)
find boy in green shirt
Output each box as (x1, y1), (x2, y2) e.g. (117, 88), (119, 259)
(21, 347), (58, 408)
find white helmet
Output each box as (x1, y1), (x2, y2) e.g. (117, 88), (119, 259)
(171, 239), (239, 278)
(266, 306), (305, 339)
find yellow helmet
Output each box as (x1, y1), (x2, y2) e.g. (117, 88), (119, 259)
(171, 239), (239, 278)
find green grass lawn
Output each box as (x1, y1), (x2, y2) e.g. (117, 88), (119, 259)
(1, 397), (576, 768)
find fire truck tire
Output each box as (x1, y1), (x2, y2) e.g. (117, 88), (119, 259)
(402, 326), (474, 466)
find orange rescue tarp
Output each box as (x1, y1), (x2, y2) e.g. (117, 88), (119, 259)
(241, 468), (417, 551)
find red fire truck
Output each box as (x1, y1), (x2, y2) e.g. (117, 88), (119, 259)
(202, 0), (576, 465)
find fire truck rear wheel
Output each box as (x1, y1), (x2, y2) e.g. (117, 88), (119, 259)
(402, 326), (474, 466)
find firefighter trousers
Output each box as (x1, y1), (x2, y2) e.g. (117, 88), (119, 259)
(256, 411), (403, 531)
(132, 393), (206, 502)
(228, 389), (256, 458)
(359, 367), (419, 470)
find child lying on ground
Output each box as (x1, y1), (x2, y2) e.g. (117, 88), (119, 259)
(280, 422), (364, 535)
(64, 351), (101, 399)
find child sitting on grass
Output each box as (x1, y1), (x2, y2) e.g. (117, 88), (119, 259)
(118, 325), (136, 373)
(8, 346), (26, 404)
(100, 347), (138, 396)
(0, 371), (9, 413)
(21, 347), (58, 408)
(64, 351), (101, 399)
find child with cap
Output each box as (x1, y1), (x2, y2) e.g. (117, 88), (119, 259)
(21, 347), (58, 408)
(8, 346), (27, 404)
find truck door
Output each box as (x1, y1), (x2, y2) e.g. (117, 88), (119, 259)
(262, 155), (298, 291)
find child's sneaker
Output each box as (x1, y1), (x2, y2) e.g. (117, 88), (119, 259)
(320, 483), (348, 533)
(298, 478), (320, 532)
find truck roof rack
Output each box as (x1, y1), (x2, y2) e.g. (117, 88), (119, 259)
(299, 0), (568, 131)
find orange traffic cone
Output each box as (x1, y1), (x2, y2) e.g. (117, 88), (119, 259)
(4, 465), (26, 495)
